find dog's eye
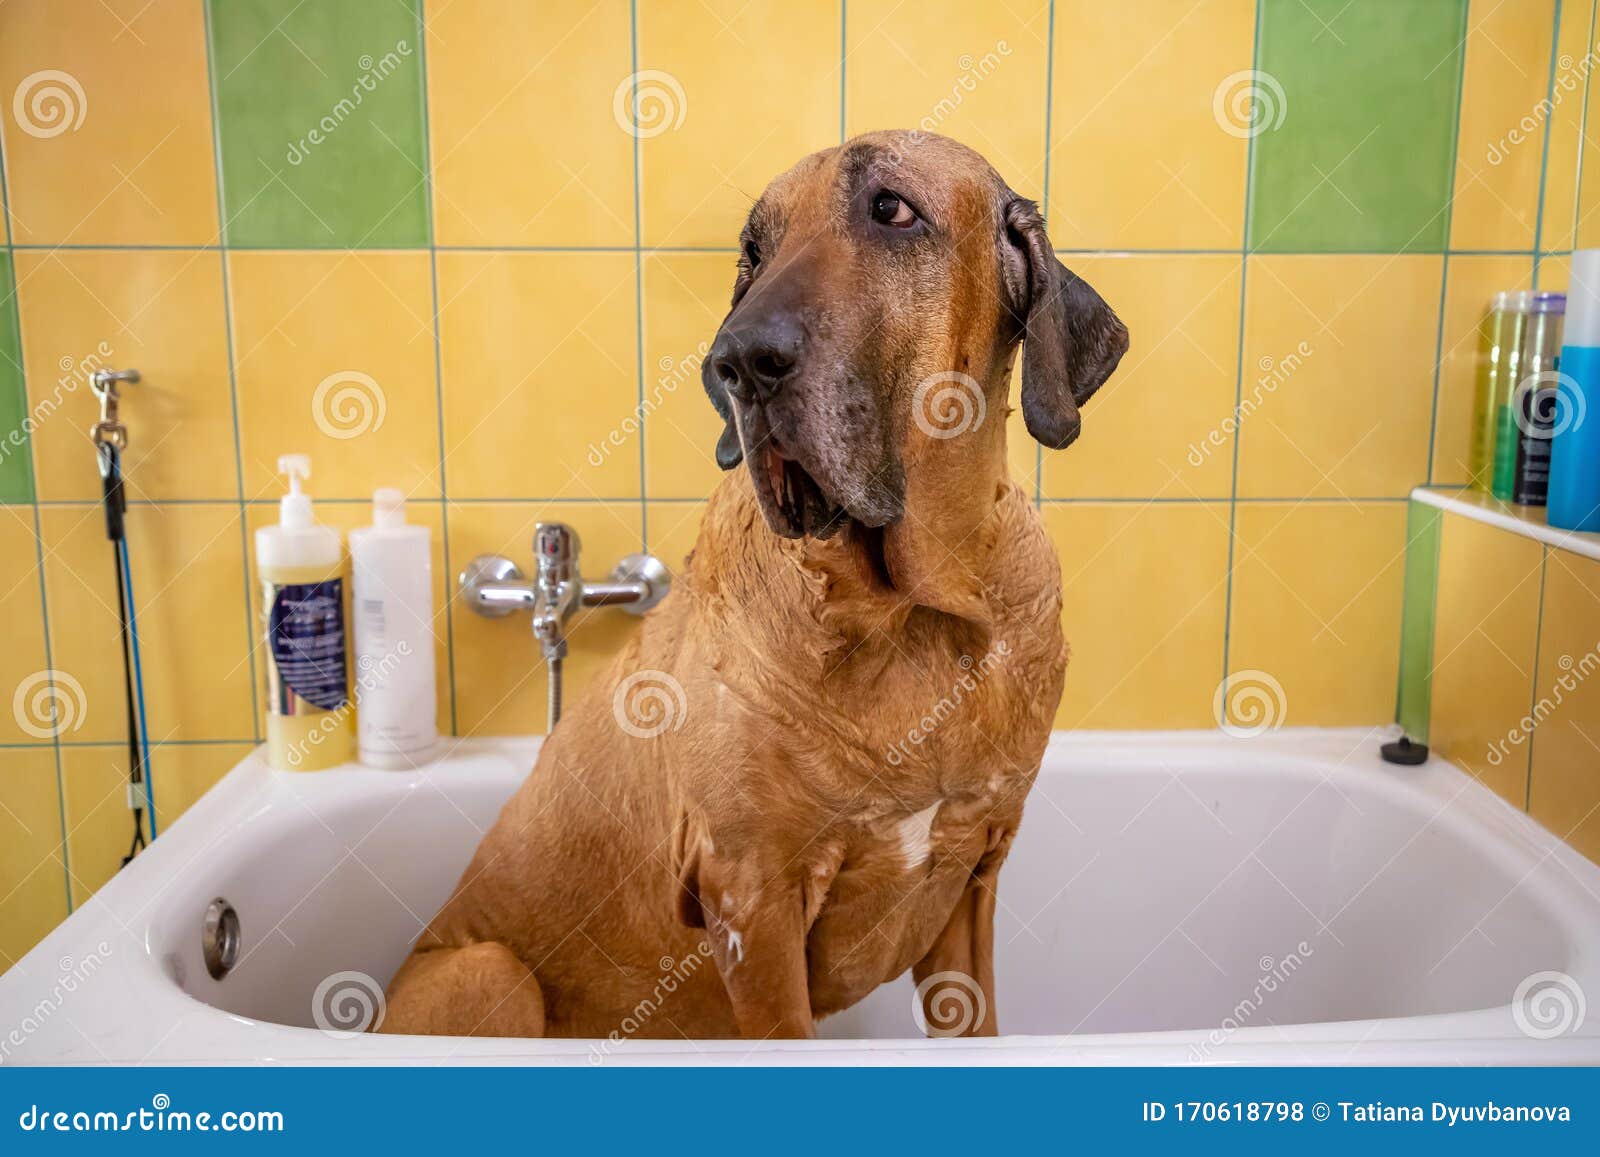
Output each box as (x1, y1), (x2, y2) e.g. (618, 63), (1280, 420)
(743, 239), (761, 269)
(870, 191), (917, 229)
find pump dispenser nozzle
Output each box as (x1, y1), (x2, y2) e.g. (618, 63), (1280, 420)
(277, 454), (314, 530)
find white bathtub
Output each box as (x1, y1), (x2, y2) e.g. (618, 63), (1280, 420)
(2, 728), (1596, 1065)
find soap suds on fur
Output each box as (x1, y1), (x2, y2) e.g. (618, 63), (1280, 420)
(894, 802), (940, 868)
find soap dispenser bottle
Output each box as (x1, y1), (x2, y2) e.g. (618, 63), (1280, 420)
(349, 488), (437, 768)
(255, 454), (352, 770)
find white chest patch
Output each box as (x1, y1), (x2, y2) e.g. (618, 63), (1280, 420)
(893, 802), (941, 869)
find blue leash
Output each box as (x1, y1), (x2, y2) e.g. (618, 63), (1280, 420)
(118, 535), (157, 839)
(96, 414), (156, 863)
(92, 369), (154, 862)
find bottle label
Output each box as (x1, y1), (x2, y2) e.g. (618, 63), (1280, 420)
(266, 579), (349, 714)
(1513, 382), (1558, 506)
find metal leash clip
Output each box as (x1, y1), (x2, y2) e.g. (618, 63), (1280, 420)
(90, 368), (140, 453)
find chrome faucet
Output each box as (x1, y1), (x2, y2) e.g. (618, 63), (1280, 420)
(459, 523), (670, 731)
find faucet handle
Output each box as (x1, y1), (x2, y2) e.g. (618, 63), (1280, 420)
(534, 522), (579, 578)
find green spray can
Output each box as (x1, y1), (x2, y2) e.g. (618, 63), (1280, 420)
(1492, 292), (1565, 503)
(1468, 291), (1530, 491)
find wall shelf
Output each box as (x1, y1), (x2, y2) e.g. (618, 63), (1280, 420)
(1410, 487), (1600, 563)
(1395, 488), (1600, 867)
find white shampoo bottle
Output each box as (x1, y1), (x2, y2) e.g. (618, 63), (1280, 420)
(349, 488), (437, 768)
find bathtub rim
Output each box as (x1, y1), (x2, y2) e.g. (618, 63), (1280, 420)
(3, 727), (1598, 1067)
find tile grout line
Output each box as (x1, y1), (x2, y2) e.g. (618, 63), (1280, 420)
(1573, 0), (1600, 247)
(1426, 250), (1453, 485)
(5, 243), (1573, 256)
(1220, 0), (1265, 708)
(1523, 545), (1549, 813)
(1532, 0), (1565, 289)
(415, 0), (458, 738)
(0, 83), (71, 913)
(0, 61), (67, 915)
(0, 739), (260, 750)
(631, 0), (648, 553)
(839, 0), (848, 144)
(1425, 0), (1472, 486)
(1421, 501), (1445, 739)
(13, 289), (71, 918)
(0, 112), (12, 250)
(30, 503), (72, 916)
(0, 494), (1422, 509)
(202, 0), (261, 748)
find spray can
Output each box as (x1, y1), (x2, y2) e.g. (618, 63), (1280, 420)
(1494, 292), (1564, 505)
(1468, 292), (1529, 491)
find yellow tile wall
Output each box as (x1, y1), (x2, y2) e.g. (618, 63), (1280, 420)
(1428, 512), (1545, 807)
(1423, 511), (1600, 868)
(1528, 550), (1600, 864)
(0, 0), (1593, 968)
(1228, 502), (1409, 727)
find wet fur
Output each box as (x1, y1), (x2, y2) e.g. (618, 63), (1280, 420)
(381, 132), (1126, 1040)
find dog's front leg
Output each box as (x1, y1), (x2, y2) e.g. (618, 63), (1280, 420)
(682, 846), (815, 1039)
(911, 824), (1016, 1037)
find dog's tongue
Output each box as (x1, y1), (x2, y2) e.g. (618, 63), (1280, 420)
(765, 445), (786, 503)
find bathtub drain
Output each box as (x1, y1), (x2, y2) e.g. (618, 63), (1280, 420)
(202, 898), (240, 980)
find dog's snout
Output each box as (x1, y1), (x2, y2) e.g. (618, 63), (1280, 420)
(711, 312), (805, 403)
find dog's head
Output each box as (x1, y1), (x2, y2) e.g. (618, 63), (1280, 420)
(702, 130), (1128, 541)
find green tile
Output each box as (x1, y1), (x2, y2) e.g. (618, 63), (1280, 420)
(209, 0), (429, 247)
(1395, 497), (1442, 740)
(0, 253), (32, 504)
(1250, 0), (1467, 253)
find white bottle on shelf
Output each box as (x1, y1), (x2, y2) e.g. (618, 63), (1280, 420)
(349, 488), (437, 768)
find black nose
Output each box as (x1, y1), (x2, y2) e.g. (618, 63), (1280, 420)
(710, 311), (804, 403)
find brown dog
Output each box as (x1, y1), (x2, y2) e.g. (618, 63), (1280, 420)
(381, 131), (1127, 1041)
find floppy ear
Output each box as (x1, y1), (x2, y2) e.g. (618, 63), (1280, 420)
(1003, 199), (1129, 449)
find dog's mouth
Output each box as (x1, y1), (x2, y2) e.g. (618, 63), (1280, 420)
(750, 440), (848, 540)
(733, 401), (848, 540)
